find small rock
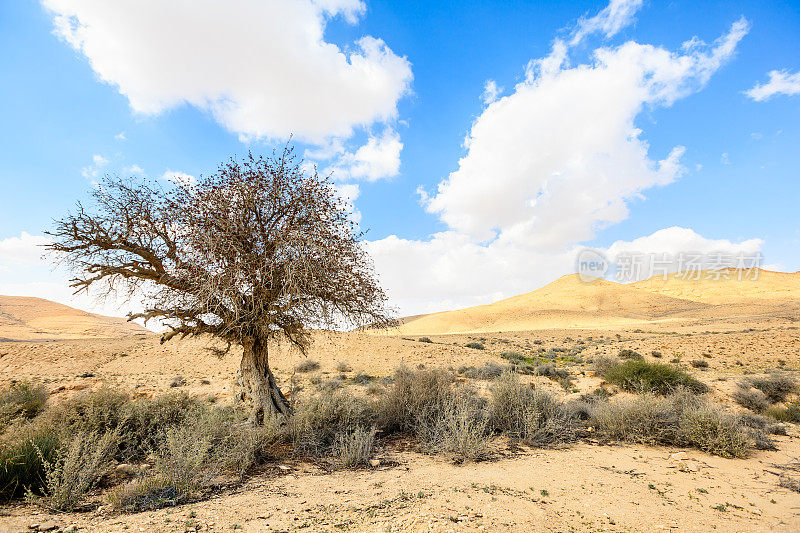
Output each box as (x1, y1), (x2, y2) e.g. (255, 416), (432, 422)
(369, 459), (381, 467)
(38, 521), (60, 532)
(678, 460), (700, 472)
(669, 452), (689, 461)
(78, 372), (94, 378)
(28, 524), (39, 531)
(63, 526), (78, 533)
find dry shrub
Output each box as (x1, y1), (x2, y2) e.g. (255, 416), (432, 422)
(461, 362), (507, 380)
(415, 389), (492, 462)
(0, 381), (48, 427)
(732, 386), (770, 413)
(333, 426), (377, 468)
(108, 475), (181, 513)
(489, 373), (578, 447)
(618, 349), (643, 360)
(743, 372), (797, 404)
(336, 362), (352, 373)
(45, 388), (205, 462)
(291, 392), (374, 457)
(28, 430), (118, 511)
(376, 366), (454, 434)
(295, 360), (321, 373)
(593, 356), (621, 375)
(767, 403), (800, 423)
(591, 390), (757, 458)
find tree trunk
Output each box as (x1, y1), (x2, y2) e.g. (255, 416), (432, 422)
(240, 337), (292, 424)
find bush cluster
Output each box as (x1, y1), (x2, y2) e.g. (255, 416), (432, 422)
(0, 363), (778, 514)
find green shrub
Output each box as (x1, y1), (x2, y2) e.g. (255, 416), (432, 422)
(0, 423), (59, 499)
(602, 360), (708, 395)
(295, 360), (321, 373)
(333, 426), (376, 468)
(690, 360), (709, 369)
(489, 373), (578, 447)
(29, 430), (118, 511)
(465, 342), (485, 350)
(0, 381), (48, 427)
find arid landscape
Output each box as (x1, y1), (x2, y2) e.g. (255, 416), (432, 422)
(1, 269), (800, 532)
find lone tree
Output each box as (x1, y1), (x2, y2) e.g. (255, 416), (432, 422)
(47, 148), (393, 423)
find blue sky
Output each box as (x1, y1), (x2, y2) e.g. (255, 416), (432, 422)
(0, 0), (799, 317)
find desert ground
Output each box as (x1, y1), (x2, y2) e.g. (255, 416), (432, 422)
(1, 269), (800, 532)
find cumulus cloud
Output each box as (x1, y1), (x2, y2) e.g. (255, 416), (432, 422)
(427, 19), (747, 246)
(746, 69), (800, 101)
(606, 226), (762, 258)
(0, 232), (50, 268)
(323, 129), (402, 181)
(604, 226), (763, 280)
(43, 0), (412, 144)
(369, 7), (750, 315)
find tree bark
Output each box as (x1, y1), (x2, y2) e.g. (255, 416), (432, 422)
(240, 337), (292, 424)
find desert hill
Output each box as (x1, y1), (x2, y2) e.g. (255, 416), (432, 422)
(0, 295), (150, 341)
(631, 268), (800, 304)
(396, 269), (800, 335)
(395, 274), (709, 335)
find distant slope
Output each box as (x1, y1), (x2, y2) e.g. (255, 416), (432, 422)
(0, 295), (150, 341)
(630, 268), (800, 305)
(396, 274), (707, 335)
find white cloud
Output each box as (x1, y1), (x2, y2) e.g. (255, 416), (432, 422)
(721, 152), (730, 165)
(114, 131), (126, 141)
(43, 0), (412, 144)
(481, 80), (502, 105)
(570, 0), (644, 46)
(324, 129), (402, 181)
(81, 153), (108, 182)
(746, 69), (800, 101)
(427, 19), (746, 246)
(0, 232), (50, 268)
(161, 170), (196, 188)
(366, 8), (749, 315)
(606, 226), (762, 265)
(125, 164), (145, 175)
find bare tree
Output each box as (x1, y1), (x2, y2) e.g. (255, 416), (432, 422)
(47, 148), (393, 423)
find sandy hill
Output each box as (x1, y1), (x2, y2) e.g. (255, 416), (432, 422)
(395, 274), (707, 335)
(630, 268), (800, 305)
(0, 295), (150, 341)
